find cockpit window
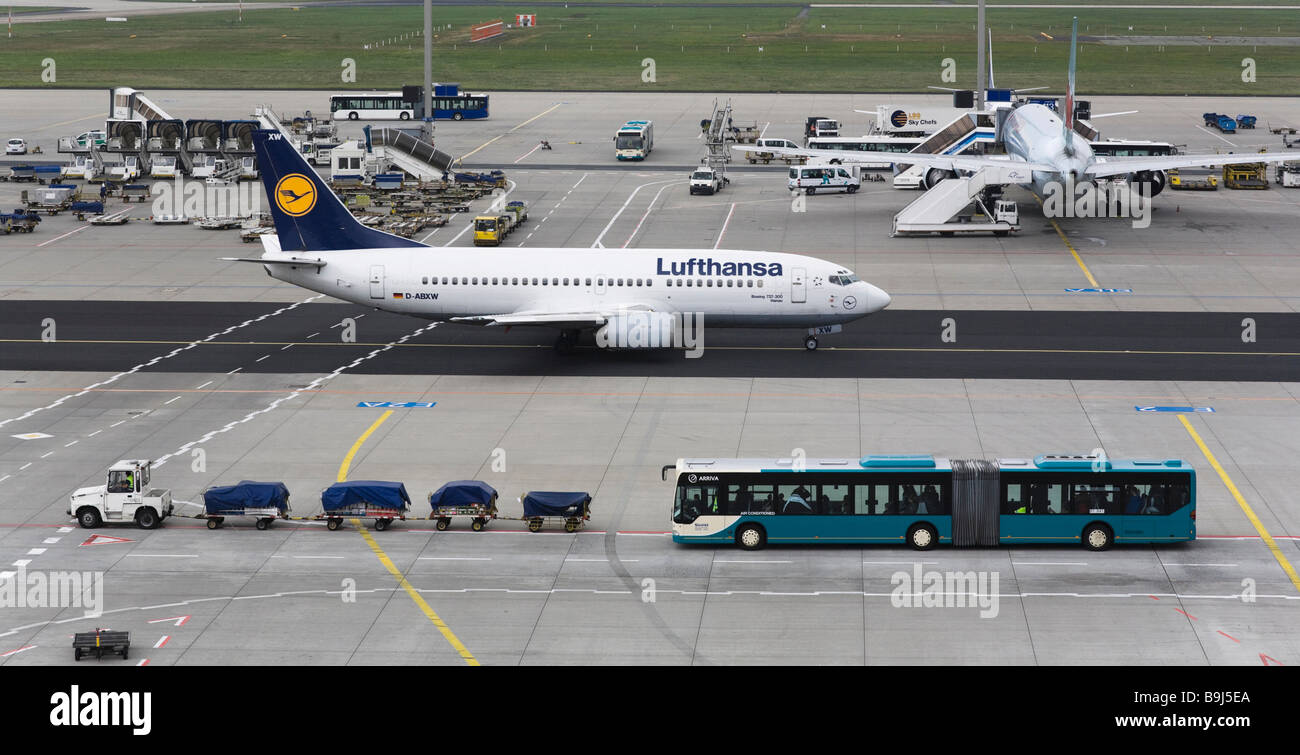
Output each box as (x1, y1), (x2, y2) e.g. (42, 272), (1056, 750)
(829, 274), (862, 286)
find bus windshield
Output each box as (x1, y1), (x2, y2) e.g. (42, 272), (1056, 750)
(616, 134), (644, 150)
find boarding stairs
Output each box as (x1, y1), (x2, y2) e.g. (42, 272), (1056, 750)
(892, 165), (1028, 235)
(893, 112), (998, 187)
(370, 128), (455, 182)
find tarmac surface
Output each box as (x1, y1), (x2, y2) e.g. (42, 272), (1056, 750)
(1, 89), (1298, 665)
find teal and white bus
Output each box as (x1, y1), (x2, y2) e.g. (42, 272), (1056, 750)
(667, 454), (1195, 551)
(615, 120), (653, 160)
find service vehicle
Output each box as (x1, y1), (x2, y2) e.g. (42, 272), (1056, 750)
(743, 137), (804, 164)
(201, 480), (291, 530)
(69, 460), (174, 529)
(689, 166), (727, 195)
(520, 491), (592, 533)
(788, 163), (861, 194)
(473, 213), (515, 245)
(318, 480), (411, 531)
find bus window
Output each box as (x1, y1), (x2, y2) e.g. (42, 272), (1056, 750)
(1068, 483), (1121, 515)
(854, 483), (888, 515)
(673, 483), (718, 524)
(748, 484), (776, 512)
(820, 484), (850, 515)
(777, 484), (815, 515)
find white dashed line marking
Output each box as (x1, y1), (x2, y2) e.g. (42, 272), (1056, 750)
(163, 396), (181, 405)
(26, 549), (46, 556)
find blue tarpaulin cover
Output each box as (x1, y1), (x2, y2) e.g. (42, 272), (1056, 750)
(429, 480), (498, 509)
(321, 480), (411, 512)
(521, 491), (591, 518)
(203, 481), (290, 514)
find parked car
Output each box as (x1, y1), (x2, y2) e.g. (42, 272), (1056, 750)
(6, 138), (27, 155)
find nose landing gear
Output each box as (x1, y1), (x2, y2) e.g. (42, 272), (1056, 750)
(804, 336), (819, 351)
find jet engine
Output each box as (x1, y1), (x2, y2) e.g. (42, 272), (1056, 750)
(922, 167), (957, 189)
(1128, 169), (1167, 197)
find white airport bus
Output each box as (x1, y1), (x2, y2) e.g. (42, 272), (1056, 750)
(805, 135), (925, 169)
(615, 120), (654, 160)
(329, 93), (416, 121)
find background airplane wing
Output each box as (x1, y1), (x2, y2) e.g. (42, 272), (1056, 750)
(1086, 152), (1299, 178)
(732, 144), (1056, 176)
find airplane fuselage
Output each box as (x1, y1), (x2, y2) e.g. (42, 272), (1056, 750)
(263, 247), (890, 329)
(1001, 103), (1096, 195)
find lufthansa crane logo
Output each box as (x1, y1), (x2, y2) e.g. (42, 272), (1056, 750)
(274, 173), (317, 217)
(842, 296), (858, 310)
(890, 110), (909, 129)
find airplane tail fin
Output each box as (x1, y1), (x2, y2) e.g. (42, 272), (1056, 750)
(1064, 16), (1078, 134)
(252, 129), (424, 252)
(988, 28), (995, 90)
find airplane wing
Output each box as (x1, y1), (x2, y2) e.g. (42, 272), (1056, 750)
(731, 144), (1057, 176)
(451, 303), (672, 330)
(220, 256), (327, 268)
(450, 312), (608, 329)
(1086, 152), (1299, 178)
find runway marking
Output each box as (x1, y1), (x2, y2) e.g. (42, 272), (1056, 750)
(42, 538), (58, 544)
(713, 559), (793, 564)
(1012, 561), (1087, 566)
(418, 228), (440, 243)
(11, 560), (30, 568)
(622, 181), (678, 248)
(0, 294), (322, 431)
(459, 103), (562, 162)
(1179, 415), (1300, 597)
(419, 557), (492, 561)
(1045, 215), (1102, 288)
(713, 202), (737, 250)
(26, 549), (45, 556)
(1174, 608), (1198, 620)
(514, 143), (544, 163)
(1218, 631), (1240, 643)
(163, 396), (181, 405)
(1164, 563), (1238, 567)
(1195, 125), (1238, 147)
(125, 554), (198, 558)
(336, 410), (393, 483)
(36, 225), (89, 248)
(151, 323), (438, 470)
(591, 178), (680, 248)
(154, 635), (170, 649)
(86, 430), (100, 437)
(338, 410), (479, 666)
(21, 338), (1297, 358)
(1, 645), (35, 658)
(19, 464), (32, 471)
(194, 381), (213, 390)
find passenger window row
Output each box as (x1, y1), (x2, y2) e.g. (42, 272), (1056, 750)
(415, 276), (764, 288)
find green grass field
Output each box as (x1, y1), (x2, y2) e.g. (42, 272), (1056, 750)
(2, 4), (1298, 93)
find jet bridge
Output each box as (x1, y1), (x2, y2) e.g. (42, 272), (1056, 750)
(892, 165), (1028, 237)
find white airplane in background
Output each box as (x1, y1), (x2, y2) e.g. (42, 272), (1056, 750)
(225, 129), (891, 352)
(747, 17), (1298, 202)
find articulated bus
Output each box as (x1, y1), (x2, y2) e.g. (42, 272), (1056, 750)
(667, 454), (1195, 551)
(1089, 139), (1178, 157)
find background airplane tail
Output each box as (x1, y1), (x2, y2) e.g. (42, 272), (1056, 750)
(252, 129), (424, 252)
(1064, 16), (1078, 133)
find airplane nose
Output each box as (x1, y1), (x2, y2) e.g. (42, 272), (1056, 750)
(864, 284), (891, 313)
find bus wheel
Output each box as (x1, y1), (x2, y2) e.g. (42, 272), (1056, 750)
(736, 523), (766, 551)
(348, 112), (359, 121)
(907, 523), (937, 551)
(399, 112), (410, 120)
(453, 113), (464, 121)
(1083, 523), (1112, 551)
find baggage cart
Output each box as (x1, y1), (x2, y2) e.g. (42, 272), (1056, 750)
(73, 629), (130, 661)
(201, 480), (291, 530)
(520, 491), (592, 533)
(428, 480), (499, 531)
(319, 480), (411, 531)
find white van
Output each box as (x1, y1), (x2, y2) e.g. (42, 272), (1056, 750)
(789, 163), (861, 194)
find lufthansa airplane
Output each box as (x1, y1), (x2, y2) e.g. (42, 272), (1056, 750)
(227, 129), (891, 351)
(746, 18), (1299, 202)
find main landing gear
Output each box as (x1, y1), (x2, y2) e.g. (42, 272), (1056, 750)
(554, 329), (580, 353)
